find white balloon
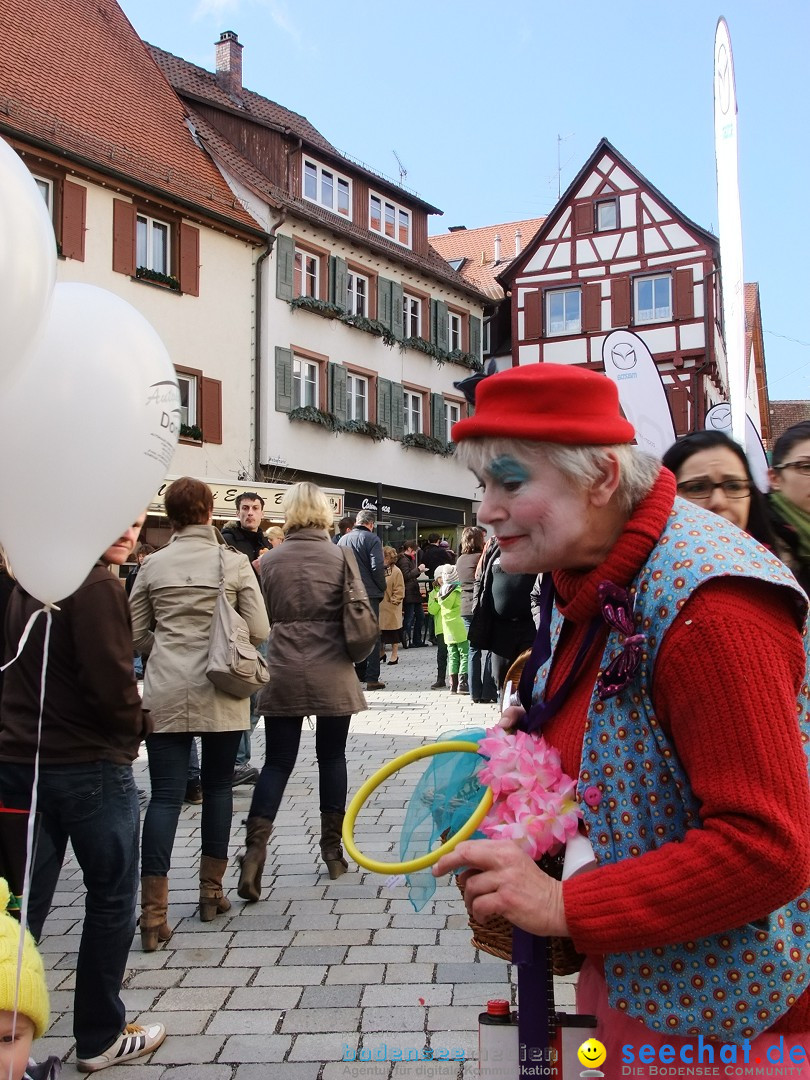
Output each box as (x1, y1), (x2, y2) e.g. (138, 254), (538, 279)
(0, 283), (180, 603)
(0, 136), (58, 389)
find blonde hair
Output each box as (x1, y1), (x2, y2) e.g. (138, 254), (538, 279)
(383, 546), (398, 561)
(266, 526), (285, 544)
(281, 482), (333, 533)
(456, 438), (659, 513)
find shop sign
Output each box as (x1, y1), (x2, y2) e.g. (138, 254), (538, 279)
(149, 476), (344, 520)
(344, 491), (464, 525)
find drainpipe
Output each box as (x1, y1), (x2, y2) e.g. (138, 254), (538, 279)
(253, 209), (288, 479)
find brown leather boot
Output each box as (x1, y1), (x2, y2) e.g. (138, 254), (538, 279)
(140, 875), (172, 952)
(449, 674), (459, 693)
(199, 856), (231, 922)
(237, 816), (273, 902)
(320, 812), (349, 879)
(458, 674), (469, 694)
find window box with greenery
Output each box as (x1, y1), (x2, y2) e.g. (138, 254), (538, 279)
(341, 419), (388, 442)
(179, 423), (203, 442)
(288, 406), (342, 432)
(136, 266), (181, 292)
(289, 295), (343, 319)
(401, 432), (452, 456)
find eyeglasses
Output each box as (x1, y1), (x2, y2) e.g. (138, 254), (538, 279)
(677, 479), (752, 500)
(772, 461), (810, 477)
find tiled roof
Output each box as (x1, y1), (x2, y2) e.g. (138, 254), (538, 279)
(769, 401), (810, 442)
(430, 218), (545, 299)
(0, 0), (261, 234)
(186, 107), (489, 303)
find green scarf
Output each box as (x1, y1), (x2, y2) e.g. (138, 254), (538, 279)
(770, 491), (810, 563)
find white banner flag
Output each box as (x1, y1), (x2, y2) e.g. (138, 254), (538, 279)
(714, 17), (746, 446)
(602, 330), (676, 458)
(705, 402), (770, 492)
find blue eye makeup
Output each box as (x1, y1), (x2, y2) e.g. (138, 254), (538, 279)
(486, 456), (530, 487)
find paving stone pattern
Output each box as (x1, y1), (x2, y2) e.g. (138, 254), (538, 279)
(37, 645), (577, 1077)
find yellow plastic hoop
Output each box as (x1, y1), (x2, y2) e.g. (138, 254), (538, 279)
(342, 740), (493, 875)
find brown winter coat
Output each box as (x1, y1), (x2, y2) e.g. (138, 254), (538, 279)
(130, 525), (269, 733)
(256, 528), (367, 717)
(379, 564), (405, 631)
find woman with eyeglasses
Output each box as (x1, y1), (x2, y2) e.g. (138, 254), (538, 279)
(661, 430), (776, 548)
(768, 421), (810, 594)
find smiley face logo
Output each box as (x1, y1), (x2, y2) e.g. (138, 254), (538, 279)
(577, 1038), (607, 1071)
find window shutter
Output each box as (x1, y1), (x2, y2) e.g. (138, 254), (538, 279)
(668, 383), (689, 435)
(275, 234), (294, 301)
(674, 268), (694, 320)
(523, 290), (542, 339)
(431, 299), (449, 351)
(390, 382), (404, 439)
(330, 256), (348, 311)
(200, 377), (222, 444)
(112, 199), (136, 276)
(431, 393), (445, 443)
(469, 315), (482, 360)
(574, 202), (593, 236)
(378, 277), (394, 330)
(377, 377), (393, 431)
(390, 280), (404, 340)
(60, 180), (86, 261)
(581, 283), (601, 334)
(275, 347), (293, 413)
(611, 276), (631, 328)
(329, 362), (348, 421)
(179, 223), (200, 296)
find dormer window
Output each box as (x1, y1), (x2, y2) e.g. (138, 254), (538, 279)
(302, 157), (352, 219)
(369, 192), (411, 248)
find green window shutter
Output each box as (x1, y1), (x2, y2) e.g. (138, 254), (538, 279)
(329, 362), (348, 421)
(390, 382), (404, 440)
(275, 347), (293, 412)
(330, 255), (348, 311)
(378, 277), (394, 330)
(469, 315), (482, 360)
(390, 280), (404, 340)
(275, 234), (294, 301)
(431, 392), (446, 443)
(377, 377), (393, 431)
(431, 299), (449, 351)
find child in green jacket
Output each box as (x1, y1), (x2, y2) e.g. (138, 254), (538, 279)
(427, 569), (448, 689)
(434, 564), (469, 693)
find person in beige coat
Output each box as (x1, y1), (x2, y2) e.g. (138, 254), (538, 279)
(130, 477), (268, 949)
(237, 482), (367, 902)
(378, 546), (405, 664)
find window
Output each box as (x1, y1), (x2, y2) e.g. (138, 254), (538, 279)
(403, 391), (423, 435)
(403, 293), (421, 338)
(483, 317), (491, 356)
(448, 312), (462, 352)
(545, 287), (581, 336)
(294, 248), (320, 299)
(136, 213), (170, 274)
(32, 174), (54, 217)
(347, 272), (368, 317)
(635, 274), (672, 323)
(369, 191), (411, 247)
(302, 157), (351, 218)
(444, 401), (460, 442)
(347, 373), (369, 421)
(293, 356), (319, 408)
(595, 199), (618, 231)
(177, 373), (197, 426)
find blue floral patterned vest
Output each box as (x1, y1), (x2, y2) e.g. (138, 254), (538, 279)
(535, 498), (810, 1040)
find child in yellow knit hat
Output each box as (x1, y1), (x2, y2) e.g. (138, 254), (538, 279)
(0, 878), (57, 1080)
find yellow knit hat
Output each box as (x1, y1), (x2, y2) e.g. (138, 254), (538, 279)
(0, 878), (49, 1038)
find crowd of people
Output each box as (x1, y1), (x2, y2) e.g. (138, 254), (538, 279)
(2, 386), (810, 1072)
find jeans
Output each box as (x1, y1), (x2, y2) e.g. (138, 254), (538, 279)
(141, 730), (242, 875)
(403, 601), (425, 646)
(236, 639), (268, 767)
(354, 597), (381, 683)
(249, 716), (351, 820)
(0, 760), (139, 1059)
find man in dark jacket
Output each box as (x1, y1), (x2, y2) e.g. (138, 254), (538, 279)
(221, 492), (271, 784)
(0, 515), (166, 1072)
(420, 533), (454, 580)
(397, 542), (425, 647)
(338, 510), (386, 689)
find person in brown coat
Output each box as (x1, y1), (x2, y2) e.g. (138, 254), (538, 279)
(378, 546), (405, 664)
(238, 482), (367, 901)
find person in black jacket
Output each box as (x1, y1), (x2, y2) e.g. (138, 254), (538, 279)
(397, 541), (424, 647)
(338, 511), (386, 689)
(468, 537), (537, 689)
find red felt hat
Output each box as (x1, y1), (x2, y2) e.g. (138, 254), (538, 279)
(451, 364), (635, 445)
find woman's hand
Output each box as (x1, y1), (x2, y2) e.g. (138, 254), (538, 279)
(433, 839), (569, 938)
(499, 703), (526, 731)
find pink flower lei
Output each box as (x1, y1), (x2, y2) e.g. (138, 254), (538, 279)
(477, 726), (582, 860)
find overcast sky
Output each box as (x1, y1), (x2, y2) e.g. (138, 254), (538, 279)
(119, 0), (810, 401)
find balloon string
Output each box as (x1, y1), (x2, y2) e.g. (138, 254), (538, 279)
(11, 609), (50, 1069)
(0, 604), (52, 673)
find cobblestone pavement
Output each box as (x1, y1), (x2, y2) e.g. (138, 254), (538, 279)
(35, 644), (576, 1078)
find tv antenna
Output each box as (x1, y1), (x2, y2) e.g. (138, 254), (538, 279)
(393, 150), (408, 186)
(557, 132), (575, 199)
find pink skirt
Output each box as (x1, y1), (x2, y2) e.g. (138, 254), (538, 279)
(576, 959), (810, 1079)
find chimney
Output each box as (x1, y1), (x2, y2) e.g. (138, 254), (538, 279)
(515, 229), (522, 256)
(215, 30), (243, 98)
(493, 233), (501, 264)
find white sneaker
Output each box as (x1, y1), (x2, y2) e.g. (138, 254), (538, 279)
(76, 1022), (166, 1073)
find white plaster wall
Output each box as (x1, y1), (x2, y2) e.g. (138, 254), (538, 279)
(56, 179), (257, 481)
(679, 322), (706, 351)
(542, 338), (587, 365)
